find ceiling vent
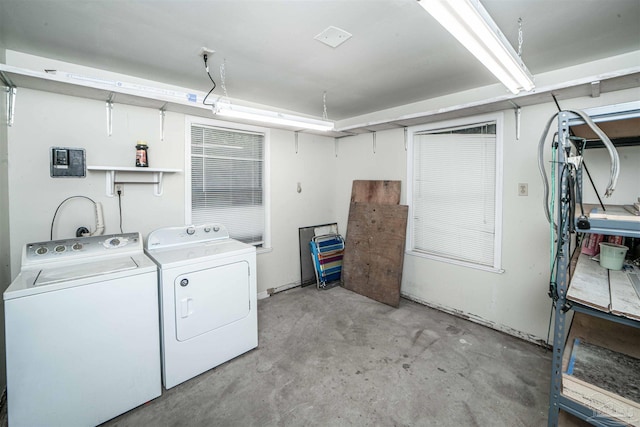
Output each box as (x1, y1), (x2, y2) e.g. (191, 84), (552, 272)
(314, 26), (352, 48)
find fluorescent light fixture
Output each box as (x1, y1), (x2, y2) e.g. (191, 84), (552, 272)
(213, 101), (334, 132)
(417, 0), (535, 94)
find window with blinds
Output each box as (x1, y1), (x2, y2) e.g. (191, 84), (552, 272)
(408, 114), (503, 271)
(188, 121), (267, 246)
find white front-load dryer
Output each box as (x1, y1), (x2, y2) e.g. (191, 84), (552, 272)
(145, 224), (257, 389)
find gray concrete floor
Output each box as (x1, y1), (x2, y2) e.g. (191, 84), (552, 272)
(99, 285), (556, 426)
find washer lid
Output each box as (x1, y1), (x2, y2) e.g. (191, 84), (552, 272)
(4, 255), (156, 300)
(35, 257), (139, 286)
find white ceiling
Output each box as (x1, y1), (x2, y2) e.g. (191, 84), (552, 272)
(1, 0), (639, 121)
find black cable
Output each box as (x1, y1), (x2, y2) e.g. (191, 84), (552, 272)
(202, 54), (217, 106)
(576, 141), (586, 217)
(545, 300), (555, 348)
(582, 161), (606, 211)
(567, 168), (576, 234)
(117, 190), (124, 233)
(50, 195), (96, 240)
(551, 94), (562, 112)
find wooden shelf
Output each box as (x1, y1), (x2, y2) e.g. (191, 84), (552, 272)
(567, 254), (640, 322)
(87, 166), (181, 197)
(559, 313), (640, 426)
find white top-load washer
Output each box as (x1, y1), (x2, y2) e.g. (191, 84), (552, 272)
(145, 223), (257, 389)
(4, 232), (161, 427)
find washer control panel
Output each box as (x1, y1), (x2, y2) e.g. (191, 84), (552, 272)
(146, 224), (229, 249)
(23, 232), (141, 266)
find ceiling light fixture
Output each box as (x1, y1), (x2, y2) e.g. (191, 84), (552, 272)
(213, 101), (334, 132)
(417, 0), (535, 94)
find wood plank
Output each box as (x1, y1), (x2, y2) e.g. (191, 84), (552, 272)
(562, 374), (640, 426)
(567, 254), (610, 312)
(610, 268), (640, 320)
(350, 180), (401, 205)
(342, 203), (408, 308)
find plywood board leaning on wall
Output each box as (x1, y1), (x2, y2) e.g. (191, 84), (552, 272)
(342, 203), (408, 308)
(350, 180), (401, 205)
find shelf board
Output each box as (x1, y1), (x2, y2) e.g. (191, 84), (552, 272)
(87, 166), (180, 197)
(559, 394), (634, 427)
(3, 62), (640, 137)
(0, 64), (347, 137)
(567, 253), (640, 323)
(87, 166), (181, 173)
(558, 313), (640, 426)
(575, 205), (640, 238)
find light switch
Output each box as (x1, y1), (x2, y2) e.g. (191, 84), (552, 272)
(518, 183), (528, 196)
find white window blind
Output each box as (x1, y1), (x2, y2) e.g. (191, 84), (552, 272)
(190, 124), (265, 246)
(411, 120), (501, 269)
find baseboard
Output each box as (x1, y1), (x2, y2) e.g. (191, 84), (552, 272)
(258, 280), (302, 300)
(400, 291), (550, 348)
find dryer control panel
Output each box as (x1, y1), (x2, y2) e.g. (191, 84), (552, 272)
(146, 224), (230, 249)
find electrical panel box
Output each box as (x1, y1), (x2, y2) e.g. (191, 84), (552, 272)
(50, 147), (86, 178)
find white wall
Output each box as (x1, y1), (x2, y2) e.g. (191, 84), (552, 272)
(7, 89), (185, 275)
(3, 56), (639, 357)
(0, 47), (9, 389)
(257, 129), (338, 294)
(331, 88), (640, 344)
(5, 88), (337, 301)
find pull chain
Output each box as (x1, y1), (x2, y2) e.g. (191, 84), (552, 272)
(517, 18), (523, 57)
(323, 91), (328, 120)
(220, 60), (229, 100)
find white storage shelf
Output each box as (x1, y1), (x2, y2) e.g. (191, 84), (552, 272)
(87, 166), (181, 197)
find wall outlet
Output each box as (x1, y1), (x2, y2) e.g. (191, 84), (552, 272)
(115, 184), (124, 195)
(518, 183), (528, 196)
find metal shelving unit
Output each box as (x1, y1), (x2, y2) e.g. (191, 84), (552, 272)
(547, 111), (640, 427)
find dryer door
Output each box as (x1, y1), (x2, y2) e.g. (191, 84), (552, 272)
(174, 261), (250, 342)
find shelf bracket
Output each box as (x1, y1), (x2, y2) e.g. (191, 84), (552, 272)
(105, 170), (166, 196)
(509, 100), (522, 140)
(89, 166), (179, 197)
(590, 80), (601, 98)
(404, 127), (408, 151)
(154, 171), (165, 196)
(106, 92), (115, 136)
(1, 71), (17, 126)
(159, 103), (167, 141)
(105, 169), (116, 197)
(6, 86), (16, 127)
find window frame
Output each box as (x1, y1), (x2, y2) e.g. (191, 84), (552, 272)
(406, 112), (504, 273)
(185, 116), (271, 250)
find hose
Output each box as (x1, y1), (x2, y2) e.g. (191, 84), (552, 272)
(538, 109), (620, 225)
